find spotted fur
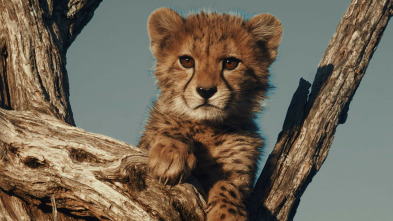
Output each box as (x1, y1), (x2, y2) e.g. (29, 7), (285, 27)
(138, 7), (282, 220)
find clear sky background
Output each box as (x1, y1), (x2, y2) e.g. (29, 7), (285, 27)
(66, 1), (393, 220)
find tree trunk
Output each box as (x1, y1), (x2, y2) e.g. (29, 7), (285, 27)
(0, 0), (391, 220)
(0, 0), (105, 124)
(0, 0), (100, 219)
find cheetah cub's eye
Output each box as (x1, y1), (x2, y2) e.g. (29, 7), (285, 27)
(223, 57), (240, 70)
(179, 56), (195, 68)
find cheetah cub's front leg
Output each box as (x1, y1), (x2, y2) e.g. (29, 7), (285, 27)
(206, 181), (248, 221)
(148, 135), (196, 185)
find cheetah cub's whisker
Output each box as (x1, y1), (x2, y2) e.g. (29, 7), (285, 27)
(138, 7), (282, 221)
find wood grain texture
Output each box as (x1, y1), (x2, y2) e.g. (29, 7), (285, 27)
(0, 109), (206, 220)
(0, 0), (103, 126)
(0, 0), (101, 219)
(250, 0), (393, 220)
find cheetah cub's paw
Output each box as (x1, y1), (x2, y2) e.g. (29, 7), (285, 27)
(148, 135), (196, 185)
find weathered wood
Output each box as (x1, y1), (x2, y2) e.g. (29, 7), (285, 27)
(249, 0), (393, 220)
(0, 109), (206, 220)
(0, 0), (100, 219)
(0, 0), (103, 126)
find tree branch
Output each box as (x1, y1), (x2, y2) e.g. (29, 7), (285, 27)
(49, 0), (103, 48)
(250, 0), (393, 220)
(0, 109), (206, 220)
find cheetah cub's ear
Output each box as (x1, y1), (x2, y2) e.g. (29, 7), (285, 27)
(246, 14), (283, 62)
(147, 7), (184, 58)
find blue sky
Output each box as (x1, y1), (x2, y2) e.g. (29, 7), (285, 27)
(67, 1), (393, 220)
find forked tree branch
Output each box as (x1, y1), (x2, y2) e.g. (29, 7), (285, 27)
(0, 0), (392, 220)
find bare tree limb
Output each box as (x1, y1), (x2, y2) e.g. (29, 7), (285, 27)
(249, 0), (393, 220)
(0, 109), (206, 220)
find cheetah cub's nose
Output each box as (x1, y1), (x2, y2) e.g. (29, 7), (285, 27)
(196, 87), (217, 100)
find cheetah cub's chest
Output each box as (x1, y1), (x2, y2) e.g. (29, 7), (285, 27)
(138, 7), (282, 221)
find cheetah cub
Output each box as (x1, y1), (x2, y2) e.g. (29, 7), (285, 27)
(138, 7), (282, 221)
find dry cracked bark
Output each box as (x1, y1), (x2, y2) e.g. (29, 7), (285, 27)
(0, 0), (392, 220)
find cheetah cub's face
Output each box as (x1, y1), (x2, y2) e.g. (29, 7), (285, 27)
(148, 8), (282, 121)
